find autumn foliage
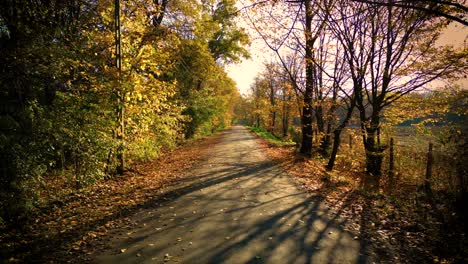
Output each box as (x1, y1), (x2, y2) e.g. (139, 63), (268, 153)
(0, 0), (248, 223)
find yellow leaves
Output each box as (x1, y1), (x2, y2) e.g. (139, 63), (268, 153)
(384, 89), (457, 127)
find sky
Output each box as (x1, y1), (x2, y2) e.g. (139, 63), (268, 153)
(226, 18), (467, 96)
(225, 38), (270, 96)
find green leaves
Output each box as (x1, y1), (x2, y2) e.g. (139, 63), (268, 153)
(207, 0), (251, 64)
(0, 0), (244, 223)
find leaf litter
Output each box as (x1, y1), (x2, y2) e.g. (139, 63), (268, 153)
(0, 134), (222, 263)
(253, 134), (467, 263)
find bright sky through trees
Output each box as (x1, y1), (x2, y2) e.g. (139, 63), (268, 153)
(228, 12), (467, 95)
(226, 38), (271, 95)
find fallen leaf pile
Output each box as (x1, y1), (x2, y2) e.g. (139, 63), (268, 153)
(0, 135), (222, 263)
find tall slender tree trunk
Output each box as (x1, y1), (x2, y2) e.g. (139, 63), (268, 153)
(314, 61), (327, 154)
(316, 104), (328, 154)
(282, 114), (288, 137)
(270, 112), (276, 132)
(300, 0), (314, 157)
(115, 0), (124, 175)
(327, 96), (355, 170)
(269, 81), (276, 133)
(327, 129), (342, 170)
(282, 96), (289, 138)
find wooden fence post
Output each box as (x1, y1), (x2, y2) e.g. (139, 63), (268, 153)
(425, 142), (433, 194)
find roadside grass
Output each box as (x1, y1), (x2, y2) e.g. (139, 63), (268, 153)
(247, 126), (296, 147)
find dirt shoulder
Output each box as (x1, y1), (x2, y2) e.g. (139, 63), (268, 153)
(252, 131), (467, 264)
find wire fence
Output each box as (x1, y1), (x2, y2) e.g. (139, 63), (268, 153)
(337, 128), (463, 194)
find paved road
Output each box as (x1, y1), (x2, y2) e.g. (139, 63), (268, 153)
(94, 126), (364, 264)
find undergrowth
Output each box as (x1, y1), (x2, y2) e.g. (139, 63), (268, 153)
(247, 126), (296, 147)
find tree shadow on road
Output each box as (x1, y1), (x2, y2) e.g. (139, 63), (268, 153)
(89, 154), (381, 264)
(21, 130), (384, 263)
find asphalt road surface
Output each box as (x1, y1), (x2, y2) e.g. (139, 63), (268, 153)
(94, 126), (368, 264)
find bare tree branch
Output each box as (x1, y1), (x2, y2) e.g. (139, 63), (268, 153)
(352, 0), (468, 26)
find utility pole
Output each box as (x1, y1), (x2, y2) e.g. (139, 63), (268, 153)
(115, 0), (124, 175)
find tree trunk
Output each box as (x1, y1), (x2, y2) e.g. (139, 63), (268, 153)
(300, 101), (313, 156)
(320, 122), (331, 155)
(269, 81), (276, 133)
(115, 0), (124, 175)
(327, 129), (342, 170)
(300, 0), (314, 157)
(364, 118), (384, 176)
(270, 111), (276, 133)
(326, 85), (356, 170)
(282, 103), (289, 138)
(316, 105), (327, 154)
(326, 102), (355, 170)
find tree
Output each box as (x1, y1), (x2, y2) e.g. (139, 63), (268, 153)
(114, 0), (124, 174)
(242, 0), (335, 156)
(0, 0), (117, 217)
(0, 0), (246, 221)
(329, 0), (466, 176)
(249, 76), (270, 128)
(207, 0), (251, 64)
(169, 0), (248, 138)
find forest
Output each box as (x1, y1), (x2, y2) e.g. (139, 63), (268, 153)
(0, 0), (249, 220)
(0, 0), (467, 263)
